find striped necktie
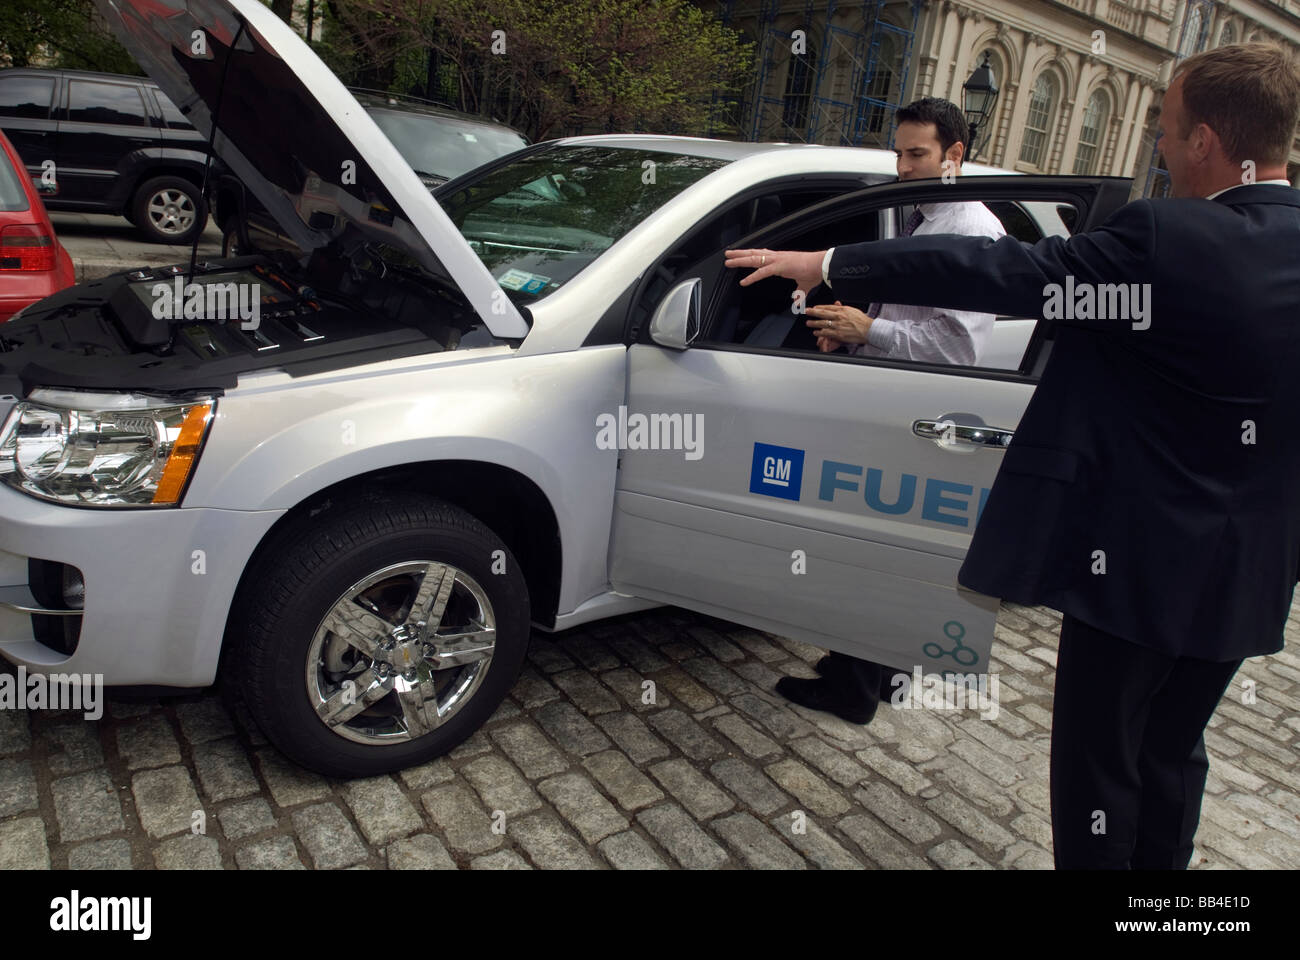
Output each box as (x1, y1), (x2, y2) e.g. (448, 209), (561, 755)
(867, 207), (926, 317)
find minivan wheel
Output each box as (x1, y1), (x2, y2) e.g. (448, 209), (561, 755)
(232, 495), (530, 777)
(131, 175), (207, 243)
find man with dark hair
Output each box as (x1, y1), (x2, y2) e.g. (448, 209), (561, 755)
(896, 96), (973, 162)
(726, 43), (1300, 869)
(805, 96), (1004, 365)
(770, 96), (1003, 724)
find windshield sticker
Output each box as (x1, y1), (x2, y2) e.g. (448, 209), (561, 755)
(498, 269), (551, 294)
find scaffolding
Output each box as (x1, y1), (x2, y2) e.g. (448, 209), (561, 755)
(747, 0), (816, 141)
(1142, 0), (1215, 196)
(809, 0), (923, 146)
(710, 0), (920, 145)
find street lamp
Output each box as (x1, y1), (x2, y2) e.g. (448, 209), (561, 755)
(962, 52), (999, 162)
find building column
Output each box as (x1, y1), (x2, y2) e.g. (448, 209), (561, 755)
(1120, 80), (1155, 179)
(946, 6), (983, 104)
(1109, 74), (1140, 177)
(932, 2), (966, 101)
(1053, 50), (1086, 174)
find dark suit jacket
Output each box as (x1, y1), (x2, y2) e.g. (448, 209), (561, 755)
(826, 184), (1300, 661)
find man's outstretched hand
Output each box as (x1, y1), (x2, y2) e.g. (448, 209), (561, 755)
(724, 248), (827, 295)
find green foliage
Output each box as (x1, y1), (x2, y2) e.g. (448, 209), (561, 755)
(324, 0), (753, 140)
(0, 0), (141, 74)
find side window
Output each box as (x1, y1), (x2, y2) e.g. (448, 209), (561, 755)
(0, 76), (54, 119)
(631, 184), (868, 342)
(65, 80), (148, 126)
(698, 198), (880, 350)
(701, 194), (1082, 376)
(153, 90), (194, 130)
(984, 200), (1042, 242)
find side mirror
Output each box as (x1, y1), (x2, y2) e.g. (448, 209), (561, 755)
(648, 278), (701, 350)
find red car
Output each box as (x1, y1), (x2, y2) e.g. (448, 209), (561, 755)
(0, 128), (74, 321)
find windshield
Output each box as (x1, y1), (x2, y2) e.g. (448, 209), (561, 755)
(439, 145), (729, 302)
(369, 108), (527, 182)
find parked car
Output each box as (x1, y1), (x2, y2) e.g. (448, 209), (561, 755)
(0, 67), (210, 243)
(0, 0), (1132, 776)
(214, 89), (528, 256)
(0, 128), (75, 322)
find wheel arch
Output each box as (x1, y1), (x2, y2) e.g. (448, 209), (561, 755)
(224, 459), (563, 648)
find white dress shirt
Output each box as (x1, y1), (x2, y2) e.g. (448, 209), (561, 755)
(819, 200), (1006, 365)
(1205, 178), (1291, 199)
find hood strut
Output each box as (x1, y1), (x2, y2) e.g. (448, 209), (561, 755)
(187, 15), (248, 285)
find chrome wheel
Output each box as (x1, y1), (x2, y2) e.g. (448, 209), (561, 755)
(305, 560), (497, 746)
(146, 187), (197, 236)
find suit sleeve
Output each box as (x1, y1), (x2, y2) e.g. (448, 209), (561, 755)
(827, 199), (1157, 330)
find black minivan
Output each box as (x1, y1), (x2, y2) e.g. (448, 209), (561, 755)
(0, 68), (211, 243)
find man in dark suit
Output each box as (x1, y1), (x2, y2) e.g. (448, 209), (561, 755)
(725, 43), (1300, 869)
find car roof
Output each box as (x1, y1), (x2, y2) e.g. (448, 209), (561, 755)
(0, 67), (156, 85)
(542, 133), (1017, 176)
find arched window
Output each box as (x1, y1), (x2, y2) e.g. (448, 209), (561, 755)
(1218, 22), (1235, 47)
(1179, 7), (1203, 57)
(1018, 72), (1057, 168)
(1073, 90), (1109, 175)
(781, 31), (817, 136)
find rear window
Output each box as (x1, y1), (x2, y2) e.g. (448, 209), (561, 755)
(0, 146), (31, 212)
(66, 80), (148, 126)
(0, 75), (54, 120)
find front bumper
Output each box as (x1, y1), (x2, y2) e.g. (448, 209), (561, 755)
(0, 483), (284, 686)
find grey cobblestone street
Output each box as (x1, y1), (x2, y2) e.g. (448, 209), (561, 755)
(1, 599), (1298, 870)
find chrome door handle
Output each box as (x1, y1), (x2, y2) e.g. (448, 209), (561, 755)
(912, 418), (1014, 449)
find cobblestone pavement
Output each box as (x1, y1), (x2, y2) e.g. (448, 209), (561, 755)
(1, 600), (1298, 870)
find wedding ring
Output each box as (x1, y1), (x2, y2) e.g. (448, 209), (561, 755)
(761, 255), (766, 265)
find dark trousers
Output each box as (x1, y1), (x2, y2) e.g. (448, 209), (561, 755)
(822, 651), (903, 724)
(1051, 613), (1242, 869)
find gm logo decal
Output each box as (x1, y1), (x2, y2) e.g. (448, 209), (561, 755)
(749, 442), (804, 500)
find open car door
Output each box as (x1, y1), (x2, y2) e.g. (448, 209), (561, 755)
(609, 174), (1133, 676)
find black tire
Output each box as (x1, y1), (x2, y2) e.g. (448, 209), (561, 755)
(130, 175), (208, 244)
(229, 493), (531, 777)
(221, 222), (242, 258)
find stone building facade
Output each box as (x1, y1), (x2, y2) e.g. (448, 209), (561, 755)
(704, 0), (1300, 195)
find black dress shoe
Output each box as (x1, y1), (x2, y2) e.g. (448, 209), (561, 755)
(775, 676), (876, 724)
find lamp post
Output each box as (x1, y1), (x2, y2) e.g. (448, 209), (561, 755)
(962, 52), (999, 162)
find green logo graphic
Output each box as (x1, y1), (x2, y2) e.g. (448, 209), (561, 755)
(923, 620), (979, 667)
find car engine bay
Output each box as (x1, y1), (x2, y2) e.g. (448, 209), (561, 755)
(0, 243), (496, 397)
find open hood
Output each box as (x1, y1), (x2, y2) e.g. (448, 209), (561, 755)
(93, 0), (528, 338)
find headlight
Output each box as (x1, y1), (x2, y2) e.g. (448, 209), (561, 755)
(0, 389), (215, 507)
